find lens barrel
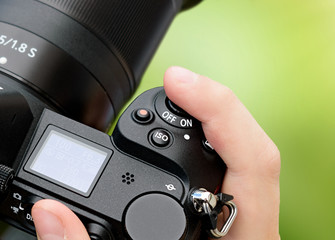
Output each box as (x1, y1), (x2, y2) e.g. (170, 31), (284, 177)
(0, 0), (201, 130)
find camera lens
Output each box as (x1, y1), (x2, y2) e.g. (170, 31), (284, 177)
(0, 0), (201, 130)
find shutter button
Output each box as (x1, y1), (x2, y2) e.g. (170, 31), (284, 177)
(166, 98), (187, 116)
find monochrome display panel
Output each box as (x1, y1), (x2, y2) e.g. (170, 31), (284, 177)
(29, 129), (109, 195)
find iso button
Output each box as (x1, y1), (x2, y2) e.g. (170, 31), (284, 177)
(150, 129), (173, 148)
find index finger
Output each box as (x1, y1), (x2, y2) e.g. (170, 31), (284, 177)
(164, 66), (279, 177)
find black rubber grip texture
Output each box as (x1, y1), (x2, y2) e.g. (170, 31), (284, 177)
(39, 0), (156, 59)
(38, 0), (184, 82)
(0, 165), (14, 193)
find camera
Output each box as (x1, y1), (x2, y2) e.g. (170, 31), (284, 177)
(0, 0), (236, 239)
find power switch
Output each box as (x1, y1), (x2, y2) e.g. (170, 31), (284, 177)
(166, 98), (187, 116)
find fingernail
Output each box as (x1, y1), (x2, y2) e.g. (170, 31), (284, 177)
(169, 66), (199, 83)
(33, 207), (65, 240)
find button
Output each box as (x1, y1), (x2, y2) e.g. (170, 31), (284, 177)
(203, 139), (216, 153)
(20, 195), (43, 230)
(154, 90), (198, 129)
(150, 129), (173, 148)
(166, 98), (187, 116)
(124, 193), (187, 240)
(87, 223), (114, 240)
(132, 108), (153, 124)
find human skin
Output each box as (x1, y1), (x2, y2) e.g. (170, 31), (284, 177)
(32, 66), (281, 240)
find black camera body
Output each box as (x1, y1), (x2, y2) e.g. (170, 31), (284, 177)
(0, 79), (226, 239)
(0, 0), (236, 239)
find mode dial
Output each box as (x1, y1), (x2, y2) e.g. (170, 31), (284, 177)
(0, 164), (14, 194)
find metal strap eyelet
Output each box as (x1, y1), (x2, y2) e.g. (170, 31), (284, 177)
(191, 188), (237, 238)
(207, 201), (237, 238)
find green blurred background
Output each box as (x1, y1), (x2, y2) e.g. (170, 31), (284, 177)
(119, 0), (335, 239)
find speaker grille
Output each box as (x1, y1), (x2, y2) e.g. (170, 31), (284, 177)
(122, 172), (135, 185)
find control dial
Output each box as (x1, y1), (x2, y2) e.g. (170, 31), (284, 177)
(124, 193), (187, 240)
(0, 165), (14, 194)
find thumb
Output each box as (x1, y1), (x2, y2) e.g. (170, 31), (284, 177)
(32, 199), (90, 240)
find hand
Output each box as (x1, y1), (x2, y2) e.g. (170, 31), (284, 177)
(32, 66), (280, 240)
(164, 67), (281, 240)
(32, 199), (90, 240)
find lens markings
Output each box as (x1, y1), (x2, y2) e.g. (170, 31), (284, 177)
(0, 57), (7, 64)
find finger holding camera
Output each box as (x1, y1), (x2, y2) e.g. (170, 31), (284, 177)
(32, 199), (90, 240)
(164, 66), (281, 240)
(32, 66), (280, 240)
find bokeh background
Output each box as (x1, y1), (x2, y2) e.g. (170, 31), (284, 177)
(120, 0), (335, 239)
